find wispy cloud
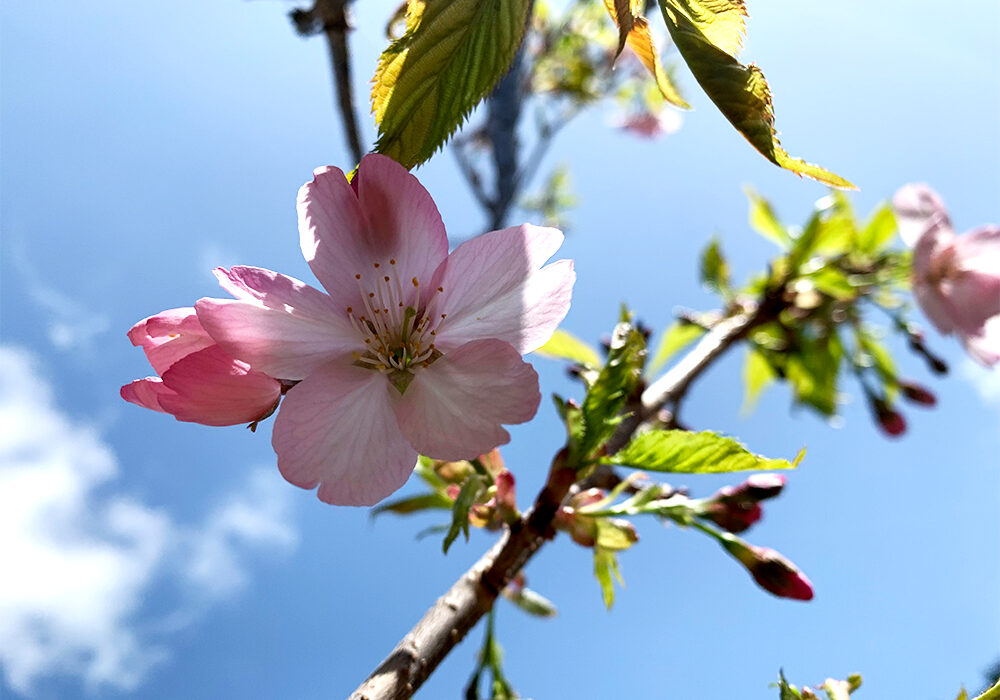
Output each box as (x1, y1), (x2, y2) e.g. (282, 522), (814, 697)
(7, 239), (111, 352)
(0, 346), (298, 695)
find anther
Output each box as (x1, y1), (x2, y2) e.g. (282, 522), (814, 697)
(389, 259), (396, 265)
(355, 273), (361, 280)
(374, 262), (380, 268)
(384, 276), (390, 282)
(346, 306), (353, 313)
(412, 277), (419, 287)
(437, 286), (444, 292)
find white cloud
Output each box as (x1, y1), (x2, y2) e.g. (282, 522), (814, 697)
(961, 359), (1000, 405)
(0, 346), (298, 695)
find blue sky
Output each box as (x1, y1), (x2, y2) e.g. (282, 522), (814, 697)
(1, 1), (998, 699)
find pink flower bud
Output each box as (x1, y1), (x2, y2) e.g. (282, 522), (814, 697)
(871, 397), (907, 437)
(899, 381), (937, 407)
(701, 474), (786, 533)
(495, 469), (518, 523)
(722, 536), (814, 601)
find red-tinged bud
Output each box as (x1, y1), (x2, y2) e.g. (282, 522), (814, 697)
(899, 380), (937, 407)
(701, 474), (786, 533)
(495, 469), (518, 524)
(445, 484), (460, 501)
(703, 501), (762, 534)
(554, 506), (597, 547)
(871, 397), (906, 437)
(721, 535), (814, 601)
(742, 473), (786, 500)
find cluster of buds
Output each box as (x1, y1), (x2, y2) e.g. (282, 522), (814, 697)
(554, 488), (638, 550)
(437, 449), (520, 530)
(866, 378), (937, 438)
(697, 474), (786, 533)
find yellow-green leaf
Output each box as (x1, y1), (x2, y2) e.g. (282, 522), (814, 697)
(741, 347), (776, 414)
(371, 0), (532, 168)
(648, 321), (705, 374)
(658, 1), (855, 188)
(745, 187), (791, 248)
(536, 329), (603, 368)
(603, 0), (690, 108)
(667, 0), (747, 57)
(605, 429), (803, 473)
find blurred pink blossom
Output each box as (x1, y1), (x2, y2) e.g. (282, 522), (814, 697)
(121, 308), (282, 426)
(618, 109), (682, 139)
(893, 183), (1000, 366)
(189, 154), (575, 505)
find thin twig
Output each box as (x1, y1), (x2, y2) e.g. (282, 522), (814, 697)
(292, 0), (364, 164)
(347, 310), (764, 700)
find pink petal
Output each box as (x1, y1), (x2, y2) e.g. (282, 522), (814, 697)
(156, 346), (281, 426)
(913, 280), (956, 334)
(944, 268), (1000, 333)
(120, 378), (173, 413)
(429, 225), (575, 354)
(962, 318), (1000, 367)
(355, 154), (449, 283)
(955, 225), (1000, 274)
(127, 308), (214, 375)
(393, 339), (540, 461)
(272, 362), (417, 506)
(195, 267), (361, 380)
(892, 183), (953, 248)
(297, 156), (448, 311)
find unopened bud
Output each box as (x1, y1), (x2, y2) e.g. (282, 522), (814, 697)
(495, 469), (518, 524)
(871, 397), (906, 437)
(445, 484), (460, 500)
(701, 474), (786, 533)
(721, 535), (814, 601)
(899, 380), (937, 407)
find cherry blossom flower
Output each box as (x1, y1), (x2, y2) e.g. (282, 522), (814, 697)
(617, 109), (683, 139)
(192, 154), (575, 505)
(121, 308), (282, 426)
(893, 183), (1000, 366)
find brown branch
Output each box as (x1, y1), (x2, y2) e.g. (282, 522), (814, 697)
(348, 307), (767, 700)
(291, 0), (364, 164)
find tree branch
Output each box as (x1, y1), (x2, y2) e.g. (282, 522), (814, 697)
(292, 0), (364, 164)
(348, 307), (765, 700)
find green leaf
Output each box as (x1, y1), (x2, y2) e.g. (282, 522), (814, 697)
(536, 329), (603, 368)
(657, 1), (855, 188)
(371, 0), (532, 168)
(745, 188), (791, 248)
(741, 347), (777, 414)
(808, 267), (857, 300)
(442, 474), (487, 554)
(777, 670), (803, 700)
(578, 312), (647, 463)
(504, 586), (558, 618)
(648, 321), (706, 374)
(594, 518), (639, 551)
(372, 492), (454, 518)
(700, 238), (731, 296)
(786, 332), (843, 415)
(593, 546), (624, 609)
(857, 204), (897, 253)
(606, 429), (803, 473)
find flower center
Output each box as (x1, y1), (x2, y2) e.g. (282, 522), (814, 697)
(347, 259), (446, 393)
